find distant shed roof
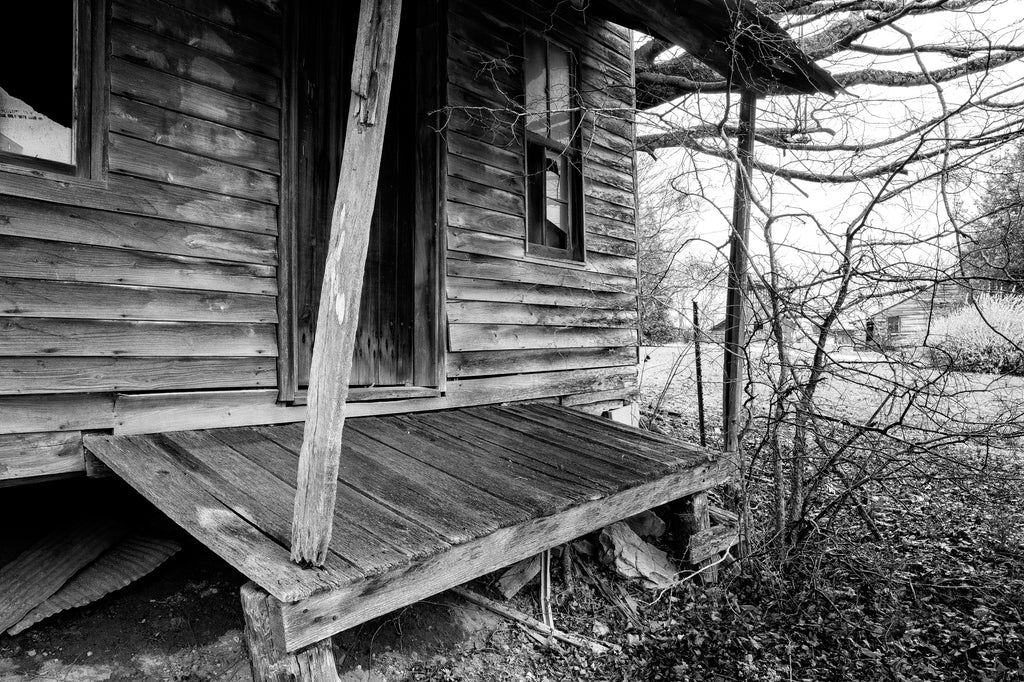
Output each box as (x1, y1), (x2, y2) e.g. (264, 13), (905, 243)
(589, 0), (841, 96)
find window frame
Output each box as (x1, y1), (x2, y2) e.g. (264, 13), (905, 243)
(0, 0), (106, 180)
(522, 32), (585, 263)
(887, 315), (901, 335)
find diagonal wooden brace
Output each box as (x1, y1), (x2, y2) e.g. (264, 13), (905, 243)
(290, 0), (405, 567)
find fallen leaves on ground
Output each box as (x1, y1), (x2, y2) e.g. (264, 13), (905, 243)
(411, 431), (1024, 682)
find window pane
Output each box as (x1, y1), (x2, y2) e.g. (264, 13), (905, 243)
(544, 199), (569, 249)
(0, 2), (75, 165)
(526, 141), (547, 245)
(547, 44), (572, 145)
(524, 36), (547, 137)
(543, 150), (569, 249)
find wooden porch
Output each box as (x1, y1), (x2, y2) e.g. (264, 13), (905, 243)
(84, 403), (731, 652)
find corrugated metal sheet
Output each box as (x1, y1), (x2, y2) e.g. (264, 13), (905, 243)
(7, 533), (181, 635)
(0, 516), (126, 632)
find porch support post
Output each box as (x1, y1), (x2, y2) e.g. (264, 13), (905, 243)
(291, 0), (404, 566)
(722, 91), (757, 455)
(241, 582), (337, 681)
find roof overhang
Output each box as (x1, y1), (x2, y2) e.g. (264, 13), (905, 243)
(585, 0), (841, 96)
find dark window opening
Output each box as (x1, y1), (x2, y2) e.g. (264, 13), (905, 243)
(0, 0), (99, 175)
(887, 316), (901, 335)
(523, 34), (583, 261)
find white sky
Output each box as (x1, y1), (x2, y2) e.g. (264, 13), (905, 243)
(636, 0), (1024, 315)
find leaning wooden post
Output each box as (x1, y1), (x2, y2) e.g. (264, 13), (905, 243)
(291, 0), (404, 566)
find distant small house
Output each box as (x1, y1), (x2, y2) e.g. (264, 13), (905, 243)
(706, 292), (801, 346)
(865, 282), (969, 349)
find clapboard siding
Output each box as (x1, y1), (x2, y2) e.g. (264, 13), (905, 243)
(0, 432), (85, 481)
(0, 171), (277, 234)
(0, 0), (284, 433)
(447, 277), (635, 309)
(0, 358), (276, 395)
(0, 319), (277, 357)
(447, 202), (525, 238)
(110, 20), (281, 105)
(448, 347), (637, 378)
(110, 60), (279, 138)
(109, 96), (280, 174)
(108, 134), (279, 203)
(449, 325), (637, 352)
(158, 0), (282, 47)
(0, 196), (278, 264)
(0, 395), (117, 435)
(110, 366), (638, 435)
(0, 236), (277, 295)
(0, 279), (276, 322)
(448, 302), (638, 328)
(441, 0), (640, 409)
(111, 0), (281, 74)
(448, 253), (637, 293)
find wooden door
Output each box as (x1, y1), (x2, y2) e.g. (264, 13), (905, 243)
(280, 0), (440, 400)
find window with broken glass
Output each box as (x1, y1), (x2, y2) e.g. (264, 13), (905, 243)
(0, 1), (101, 177)
(523, 34), (584, 261)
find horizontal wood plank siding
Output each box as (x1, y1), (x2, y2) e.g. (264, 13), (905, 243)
(0, 279), (276, 322)
(0, 395), (117, 435)
(0, 197), (278, 265)
(442, 0), (640, 400)
(112, 366), (638, 435)
(448, 347), (636, 378)
(0, 432), (85, 481)
(0, 318), (277, 357)
(0, 358), (276, 395)
(0, 0), (285, 458)
(0, 236), (277, 296)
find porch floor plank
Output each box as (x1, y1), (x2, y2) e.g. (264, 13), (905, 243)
(350, 416), (567, 516)
(397, 412), (607, 500)
(422, 410), (617, 495)
(83, 403), (733, 633)
(464, 407), (660, 484)
(209, 427), (448, 567)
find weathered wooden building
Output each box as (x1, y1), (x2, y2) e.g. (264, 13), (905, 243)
(1, 0), (649, 480)
(0, 0), (835, 678)
(866, 282), (968, 349)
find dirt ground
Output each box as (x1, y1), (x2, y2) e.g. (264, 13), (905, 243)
(0, 479), (510, 682)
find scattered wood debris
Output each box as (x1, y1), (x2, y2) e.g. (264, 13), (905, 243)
(599, 521), (677, 590)
(451, 586), (610, 655)
(539, 549), (554, 628)
(625, 510), (667, 539)
(574, 552), (643, 627)
(687, 525), (739, 565)
(496, 555), (541, 600)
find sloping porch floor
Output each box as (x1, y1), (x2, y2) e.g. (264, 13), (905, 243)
(83, 403), (731, 652)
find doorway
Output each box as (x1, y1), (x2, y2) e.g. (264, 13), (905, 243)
(277, 0), (442, 402)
